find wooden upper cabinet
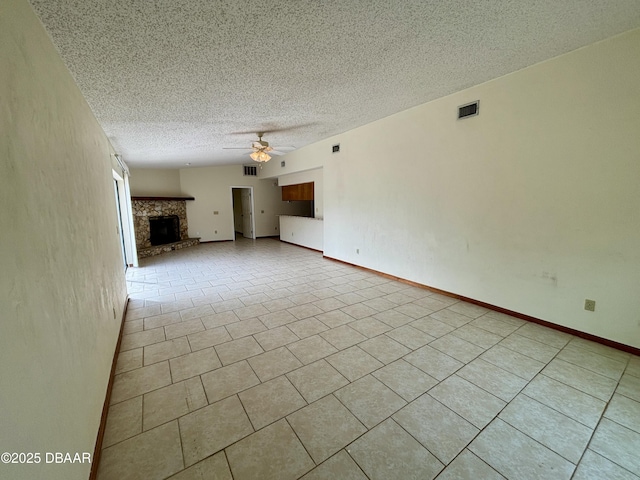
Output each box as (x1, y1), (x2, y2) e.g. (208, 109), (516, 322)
(300, 182), (314, 200)
(281, 185), (295, 201)
(282, 182), (314, 201)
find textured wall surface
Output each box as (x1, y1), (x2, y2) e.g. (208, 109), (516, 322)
(0, 1), (127, 479)
(260, 29), (640, 349)
(129, 168), (183, 196)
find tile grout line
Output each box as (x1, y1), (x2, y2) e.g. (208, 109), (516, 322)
(506, 342), (629, 477)
(116, 240), (640, 479)
(283, 416), (317, 472)
(222, 449), (236, 480)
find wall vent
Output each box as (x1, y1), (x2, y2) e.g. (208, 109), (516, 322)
(332, 144), (340, 153)
(243, 165), (257, 176)
(458, 101), (479, 119)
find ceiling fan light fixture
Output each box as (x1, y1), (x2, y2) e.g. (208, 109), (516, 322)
(250, 151), (271, 162)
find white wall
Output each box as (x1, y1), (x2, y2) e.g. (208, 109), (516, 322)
(179, 165), (309, 241)
(280, 216), (324, 251)
(129, 168), (182, 196)
(0, 1), (128, 479)
(262, 29), (640, 349)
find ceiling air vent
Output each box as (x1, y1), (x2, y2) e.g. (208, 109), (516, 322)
(243, 165), (257, 176)
(458, 101), (479, 119)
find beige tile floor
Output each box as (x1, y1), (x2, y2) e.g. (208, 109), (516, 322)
(97, 238), (640, 480)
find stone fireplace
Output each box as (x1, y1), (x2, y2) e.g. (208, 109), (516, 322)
(132, 197), (199, 258)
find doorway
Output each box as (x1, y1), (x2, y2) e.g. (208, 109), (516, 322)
(231, 187), (256, 240)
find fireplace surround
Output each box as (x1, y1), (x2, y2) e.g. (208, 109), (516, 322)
(131, 196), (199, 258)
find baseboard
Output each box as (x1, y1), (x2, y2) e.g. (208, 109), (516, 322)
(89, 297), (129, 480)
(324, 255), (640, 357)
(280, 239), (323, 253)
(201, 238), (279, 243)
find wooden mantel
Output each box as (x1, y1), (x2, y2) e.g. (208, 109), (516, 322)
(131, 196), (195, 201)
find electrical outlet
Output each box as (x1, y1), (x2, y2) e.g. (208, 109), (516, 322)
(584, 299), (596, 312)
(215, 230), (217, 234)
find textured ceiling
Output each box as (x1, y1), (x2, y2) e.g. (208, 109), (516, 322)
(29, 0), (640, 168)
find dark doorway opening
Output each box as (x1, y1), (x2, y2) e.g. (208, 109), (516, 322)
(149, 215), (180, 246)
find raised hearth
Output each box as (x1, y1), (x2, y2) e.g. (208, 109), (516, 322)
(137, 238), (200, 259)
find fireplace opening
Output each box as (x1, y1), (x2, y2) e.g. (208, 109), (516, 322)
(149, 215), (180, 246)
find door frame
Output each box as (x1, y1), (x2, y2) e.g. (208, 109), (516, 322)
(229, 186), (256, 240)
(113, 177), (127, 269)
(113, 169), (138, 267)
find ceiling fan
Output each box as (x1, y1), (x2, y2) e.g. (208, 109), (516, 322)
(223, 132), (294, 163)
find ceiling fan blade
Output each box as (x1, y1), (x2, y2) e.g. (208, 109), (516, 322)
(229, 122), (317, 136)
(226, 135), (296, 156)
